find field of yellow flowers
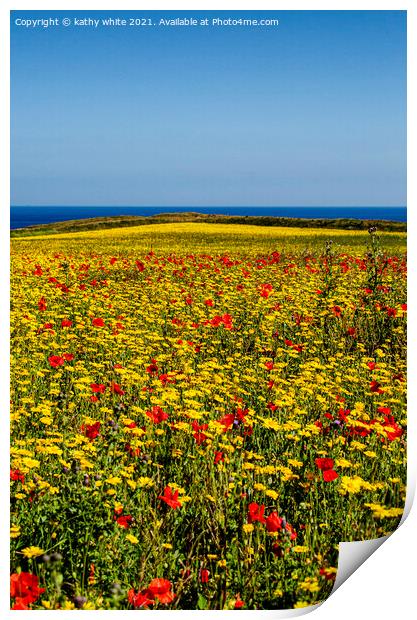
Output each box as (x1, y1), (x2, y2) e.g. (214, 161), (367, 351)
(10, 223), (406, 610)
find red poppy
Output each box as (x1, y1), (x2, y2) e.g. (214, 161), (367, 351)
(146, 406), (168, 423)
(377, 406), (391, 416)
(192, 425), (208, 445)
(315, 458), (334, 471)
(370, 380), (384, 394)
(10, 469), (25, 483)
(62, 353), (74, 362)
(10, 572), (45, 607)
(128, 588), (154, 609)
(48, 355), (64, 368)
(315, 458), (338, 482)
(147, 578), (175, 604)
(323, 469), (339, 482)
(92, 317), (105, 327)
(82, 421), (101, 440)
(115, 513), (134, 529)
(234, 595), (245, 609)
(248, 502), (266, 524)
(284, 522), (297, 540)
(90, 383), (106, 393)
(61, 319), (72, 327)
(209, 314), (233, 329)
(332, 305), (342, 317)
(214, 451), (224, 464)
(381, 413), (403, 441)
(218, 413), (235, 430)
(265, 511), (283, 532)
(38, 297), (47, 312)
(111, 382), (125, 395)
(158, 486), (182, 509)
(135, 260), (145, 272)
(12, 601), (30, 610)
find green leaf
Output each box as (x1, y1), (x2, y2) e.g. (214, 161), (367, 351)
(197, 594), (208, 610)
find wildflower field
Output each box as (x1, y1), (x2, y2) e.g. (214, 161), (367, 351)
(10, 222), (407, 610)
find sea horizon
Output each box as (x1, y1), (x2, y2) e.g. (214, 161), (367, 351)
(10, 205), (407, 230)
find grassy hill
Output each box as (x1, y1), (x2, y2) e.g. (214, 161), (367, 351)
(10, 211), (407, 238)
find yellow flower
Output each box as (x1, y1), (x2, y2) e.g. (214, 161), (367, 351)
(21, 457), (40, 470)
(299, 577), (320, 593)
(137, 477), (155, 488)
(61, 601), (75, 610)
(106, 476), (122, 485)
(364, 503), (404, 519)
(21, 546), (45, 559)
(243, 524), (254, 534)
(10, 524), (21, 539)
(126, 534), (139, 544)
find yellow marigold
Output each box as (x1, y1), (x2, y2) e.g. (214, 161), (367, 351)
(339, 476), (366, 495)
(299, 577), (320, 593)
(21, 546), (45, 559)
(364, 503), (404, 519)
(126, 534), (139, 544)
(137, 477), (155, 488)
(292, 546), (309, 553)
(106, 476), (122, 485)
(262, 418), (280, 431)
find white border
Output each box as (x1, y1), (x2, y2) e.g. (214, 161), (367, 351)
(1, 2), (415, 619)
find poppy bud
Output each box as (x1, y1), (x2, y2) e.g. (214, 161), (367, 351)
(74, 596), (87, 609)
(110, 582), (122, 595)
(200, 569), (209, 583)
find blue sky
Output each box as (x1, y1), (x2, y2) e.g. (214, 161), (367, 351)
(11, 10), (406, 207)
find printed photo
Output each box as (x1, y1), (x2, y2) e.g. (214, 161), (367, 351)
(10, 10), (406, 610)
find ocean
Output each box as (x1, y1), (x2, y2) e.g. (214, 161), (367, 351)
(10, 206), (406, 230)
